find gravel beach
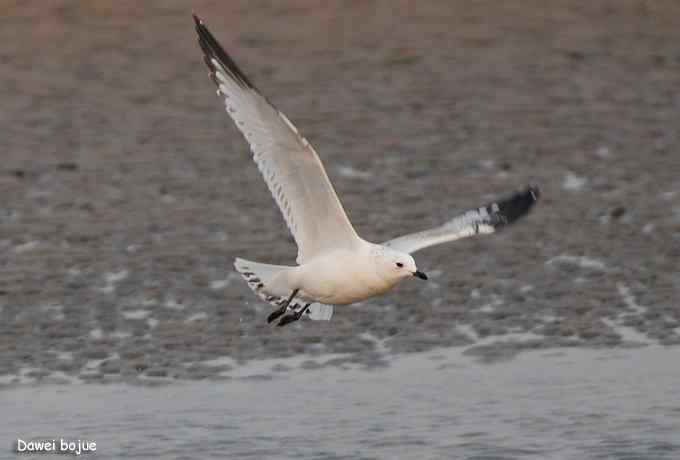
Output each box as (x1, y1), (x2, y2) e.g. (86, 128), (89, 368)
(1, 1), (679, 385)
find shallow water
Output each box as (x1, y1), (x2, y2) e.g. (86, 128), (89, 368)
(3, 346), (680, 460)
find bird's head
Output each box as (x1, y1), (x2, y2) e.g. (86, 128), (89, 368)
(374, 246), (427, 283)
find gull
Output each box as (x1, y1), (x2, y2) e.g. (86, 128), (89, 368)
(192, 15), (539, 327)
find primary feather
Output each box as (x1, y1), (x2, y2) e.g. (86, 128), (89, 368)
(193, 15), (360, 264)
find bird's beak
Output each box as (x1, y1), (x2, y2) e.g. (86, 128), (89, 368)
(413, 270), (428, 280)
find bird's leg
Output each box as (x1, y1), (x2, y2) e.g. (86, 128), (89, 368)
(277, 303), (311, 327)
(267, 289), (299, 324)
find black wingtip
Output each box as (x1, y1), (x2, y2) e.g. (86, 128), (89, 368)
(192, 13), (257, 91)
(192, 13), (201, 25)
(492, 185), (540, 227)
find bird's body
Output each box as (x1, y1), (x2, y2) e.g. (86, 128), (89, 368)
(192, 15), (539, 325)
(269, 243), (409, 306)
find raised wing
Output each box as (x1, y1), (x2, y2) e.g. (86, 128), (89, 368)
(194, 15), (360, 263)
(383, 186), (539, 254)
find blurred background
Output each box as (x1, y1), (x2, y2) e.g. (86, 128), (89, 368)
(2, 1), (680, 458)
(2, 0), (680, 382)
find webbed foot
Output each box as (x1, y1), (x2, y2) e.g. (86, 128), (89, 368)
(276, 303), (311, 327)
(266, 289), (299, 324)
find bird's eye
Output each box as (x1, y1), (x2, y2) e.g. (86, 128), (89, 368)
(396, 262), (404, 268)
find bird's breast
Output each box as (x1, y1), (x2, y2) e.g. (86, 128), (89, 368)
(297, 253), (395, 305)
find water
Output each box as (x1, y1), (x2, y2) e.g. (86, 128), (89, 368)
(2, 346), (680, 460)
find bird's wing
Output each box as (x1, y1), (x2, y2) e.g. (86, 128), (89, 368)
(194, 15), (360, 264)
(383, 186), (539, 254)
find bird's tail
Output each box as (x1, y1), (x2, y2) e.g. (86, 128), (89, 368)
(234, 257), (289, 300)
(234, 257), (334, 321)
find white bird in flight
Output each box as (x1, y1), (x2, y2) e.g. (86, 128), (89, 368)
(193, 15), (539, 327)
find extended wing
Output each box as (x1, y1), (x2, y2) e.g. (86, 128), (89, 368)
(194, 15), (360, 264)
(383, 186), (539, 254)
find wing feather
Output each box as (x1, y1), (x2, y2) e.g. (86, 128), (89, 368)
(383, 186), (539, 254)
(194, 15), (359, 263)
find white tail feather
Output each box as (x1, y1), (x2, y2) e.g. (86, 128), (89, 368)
(234, 257), (333, 321)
